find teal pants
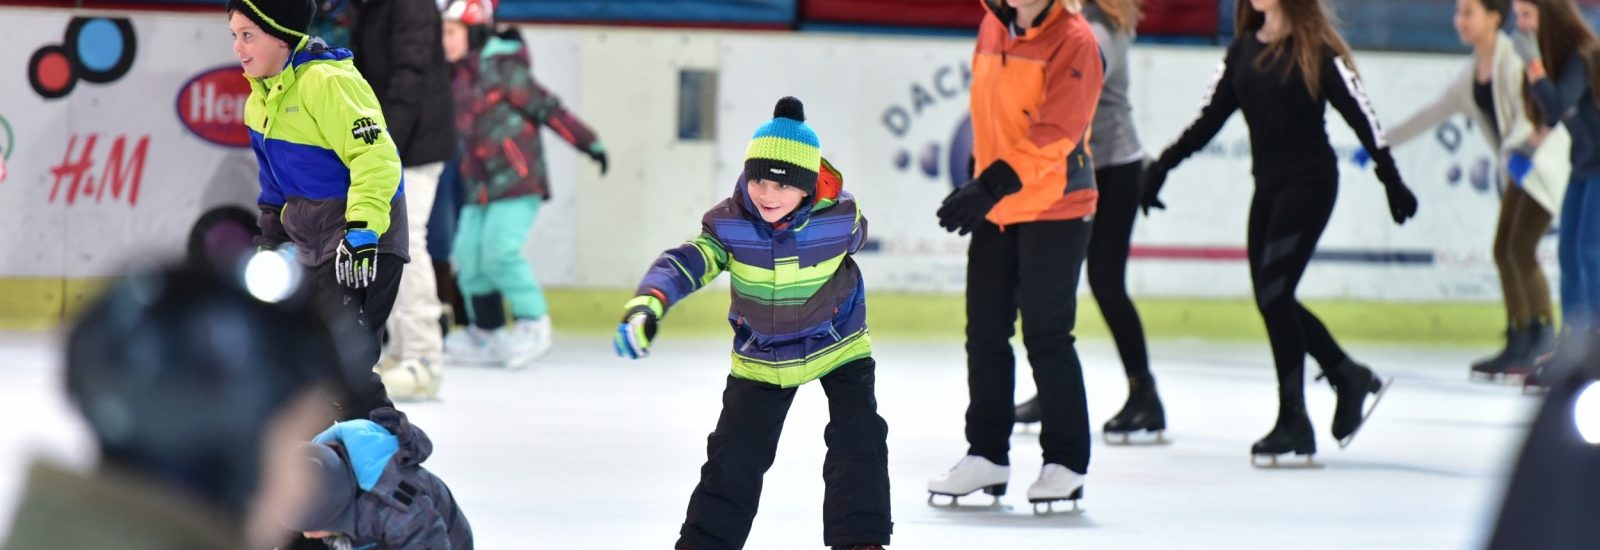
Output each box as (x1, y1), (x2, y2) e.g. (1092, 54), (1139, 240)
(452, 196), (546, 322)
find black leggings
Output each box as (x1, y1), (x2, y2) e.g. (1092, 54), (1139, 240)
(1248, 176), (1352, 411)
(1087, 161), (1151, 382)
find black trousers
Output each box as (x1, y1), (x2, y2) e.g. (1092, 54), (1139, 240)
(1087, 162), (1152, 382)
(1247, 177), (1351, 412)
(964, 219), (1093, 471)
(310, 253), (402, 420)
(677, 358), (891, 550)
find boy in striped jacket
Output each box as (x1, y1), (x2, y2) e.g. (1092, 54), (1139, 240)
(614, 97), (891, 550)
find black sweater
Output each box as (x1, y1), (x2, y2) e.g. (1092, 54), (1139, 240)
(1158, 35), (1401, 186)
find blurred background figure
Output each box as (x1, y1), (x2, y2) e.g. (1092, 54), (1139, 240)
(344, 0), (460, 402)
(440, 0), (608, 370)
(2, 261), (343, 549)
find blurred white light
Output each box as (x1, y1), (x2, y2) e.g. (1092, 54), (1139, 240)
(1575, 382), (1600, 445)
(243, 250), (295, 303)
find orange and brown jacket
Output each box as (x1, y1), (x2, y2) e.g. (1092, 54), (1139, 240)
(970, 0), (1104, 226)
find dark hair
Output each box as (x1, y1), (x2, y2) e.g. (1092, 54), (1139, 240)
(1521, 0), (1600, 109)
(1476, 0), (1510, 19)
(1235, 0), (1357, 97)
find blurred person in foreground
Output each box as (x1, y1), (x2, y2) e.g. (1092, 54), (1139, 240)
(1488, 347), (1600, 548)
(2, 261), (343, 549)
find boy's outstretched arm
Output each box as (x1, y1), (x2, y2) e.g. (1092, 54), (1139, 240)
(615, 229), (729, 359)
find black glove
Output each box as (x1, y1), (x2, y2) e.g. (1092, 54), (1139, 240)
(1382, 180), (1418, 225)
(937, 160), (1022, 236)
(335, 223), (379, 289)
(1374, 155), (1418, 225)
(1139, 159), (1170, 216)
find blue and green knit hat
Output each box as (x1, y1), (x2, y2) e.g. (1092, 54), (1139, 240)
(744, 96), (821, 195)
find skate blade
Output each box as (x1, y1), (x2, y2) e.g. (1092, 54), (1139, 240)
(1029, 499), (1083, 516)
(1338, 376), (1394, 450)
(1251, 453), (1322, 469)
(927, 492), (1009, 511)
(1103, 430), (1169, 446)
(445, 357), (508, 369)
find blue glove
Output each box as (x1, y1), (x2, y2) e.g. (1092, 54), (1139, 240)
(1352, 147), (1371, 168)
(1507, 152), (1534, 187)
(335, 225), (379, 288)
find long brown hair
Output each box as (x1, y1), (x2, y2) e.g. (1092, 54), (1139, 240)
(1090, 0), (1142, 33)
(1235, 0), (1356, 97)
(1520, 0), (1600, 108)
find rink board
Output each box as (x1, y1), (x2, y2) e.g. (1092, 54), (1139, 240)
(0, 8), (1542, 331)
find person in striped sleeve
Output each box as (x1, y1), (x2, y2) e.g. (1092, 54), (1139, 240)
(614, 97), (891, 550)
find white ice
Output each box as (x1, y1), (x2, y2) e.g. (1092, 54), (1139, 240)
(0, 330), (1538, 549)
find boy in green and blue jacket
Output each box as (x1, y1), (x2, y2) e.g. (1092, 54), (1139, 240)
(228, 0), (405, 418)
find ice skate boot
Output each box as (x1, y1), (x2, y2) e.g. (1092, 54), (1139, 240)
(1318, 359), (1391, 449)
(1471, 325), (1529, 383)
(1251, 409), (1319, 469)
(1103, 377), (1167, 445)
(927, 455), (1009, 509)
(376, 357), (442, 402)
(1014, 395), (1040, 431)
(1026, 463), (1085, 516)
(444, 326), (504, 367)
(500, 317), (553, 370)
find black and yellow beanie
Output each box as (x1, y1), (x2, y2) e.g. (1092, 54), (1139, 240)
(744, 96), (822, 195)
(227, 0), (315, 47)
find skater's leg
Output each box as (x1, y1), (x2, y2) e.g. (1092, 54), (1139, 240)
(1504, 187), (1554, 326)
(819, 358), (892, 547)
(451, 204), (495, 326)
(678, 376), (797, 550)
(1086, 162), (1152, 382)
(1573, 178), (1600, 332)
(387, 163), (445, 365)
(308, 260), (399, 419)
(1018, 219), (1093, 472)
(1497, 187), (1534, 325)
(1246, 179), (1335, 454)
(1298, 304), (1350, 370)
(964, 221), (1021, 465)
(1557, 178), (1587, 331)
(479, 196), (546, 320)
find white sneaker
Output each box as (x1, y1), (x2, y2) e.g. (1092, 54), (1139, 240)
(499, 317), (552, 370)
(927, 455), (1010, 500)
(1026, 464), (1085, 515)
(377, 357), (442, 401)
(444, 327), (504, 367)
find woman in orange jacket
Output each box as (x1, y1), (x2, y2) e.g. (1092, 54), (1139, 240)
(927, 0), (1104, 513)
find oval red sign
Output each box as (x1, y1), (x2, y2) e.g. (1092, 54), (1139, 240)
(176, 66), (250, 148)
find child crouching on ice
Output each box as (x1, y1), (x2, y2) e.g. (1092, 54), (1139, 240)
(614, 97), (891, 550)
(282, 408), (472, 549)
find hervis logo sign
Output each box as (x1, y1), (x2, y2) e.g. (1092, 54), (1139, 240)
(176, 66), (251, 148)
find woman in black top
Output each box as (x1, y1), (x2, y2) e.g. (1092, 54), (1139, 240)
(1141, 0), (1419, 466)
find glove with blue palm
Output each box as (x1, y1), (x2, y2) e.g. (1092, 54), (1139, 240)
(335, 223), (379, 289)
(614, 295), (662, 359)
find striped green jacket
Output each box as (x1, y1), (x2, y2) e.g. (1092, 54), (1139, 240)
(630, 159), (870, 387)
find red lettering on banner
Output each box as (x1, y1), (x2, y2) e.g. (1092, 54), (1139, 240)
(49, 134), (97, 204)
(47, 133), (150, 206)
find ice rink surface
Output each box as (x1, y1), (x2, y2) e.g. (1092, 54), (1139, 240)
(0, 330), (1538, 549)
